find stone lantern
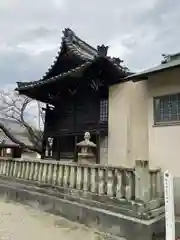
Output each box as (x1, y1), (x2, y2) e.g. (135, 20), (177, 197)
(76, 132), (96, 164)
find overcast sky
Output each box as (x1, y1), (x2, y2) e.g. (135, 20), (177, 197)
(0, 0), (179, 91)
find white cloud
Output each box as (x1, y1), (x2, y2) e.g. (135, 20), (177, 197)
(52, 0), (66, 9)
(1, 0), (180, 129)
(16, 41), (58, 56)
(0, 0), (180, 87)
(0, 0), (17, 10)
(108, 36), (133, 59)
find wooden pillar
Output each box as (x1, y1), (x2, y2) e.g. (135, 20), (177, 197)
(52, 138), (56, 159)
(41, 138), (46, 159)
(56, 137), (61, 161)
(74, 135), (78, 162)
(2, 148), (5, 157)
(20, 147), (23, 158)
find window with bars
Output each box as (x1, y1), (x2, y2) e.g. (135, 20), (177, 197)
(154, 93), (180, 124)
(100, 99), (108, 122)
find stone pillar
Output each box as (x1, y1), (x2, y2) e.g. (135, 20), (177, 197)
(135, 160), (150, 201)
(77, 132), (96, 164)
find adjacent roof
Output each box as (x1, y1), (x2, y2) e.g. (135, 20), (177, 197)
(126, 52), (180, 81)
(0, 118), (32, 147)
(0, 134), (32, 147)
(16, 28), (129, 92)
(0, 118), (26, 134)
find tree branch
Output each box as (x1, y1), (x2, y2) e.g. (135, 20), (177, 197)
(20, 97), (42, 148)
(0, 90), (44, 155)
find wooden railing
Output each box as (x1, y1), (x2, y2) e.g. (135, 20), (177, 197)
(0, 158), (163, 202)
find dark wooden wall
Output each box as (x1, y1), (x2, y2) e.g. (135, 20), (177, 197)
(45, 93), (107, 137)
(43, 86), (108, 162)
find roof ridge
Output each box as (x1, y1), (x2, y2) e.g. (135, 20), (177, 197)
(40, 28), (97, 80)
(62, 28), (97, 60)
(63, 28), (97, 54)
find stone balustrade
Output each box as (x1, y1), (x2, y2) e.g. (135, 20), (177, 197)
(0, 158), (163, 202)
(149, 169), (163, 199)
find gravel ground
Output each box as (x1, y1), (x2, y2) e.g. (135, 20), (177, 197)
(0, 199), (103, 240)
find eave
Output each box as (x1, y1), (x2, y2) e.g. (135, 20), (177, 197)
(16, 57), (129, 93)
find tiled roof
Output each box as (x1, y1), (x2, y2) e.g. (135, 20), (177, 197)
(0, 133), (32, 147)
(17, 57), (129, 91)
(0, 118), (26, 134)
(63, 28), (98, 60)
(41, 28), (97, 81)
(17, 62), (91, 90)
(16, 28), (129, 92)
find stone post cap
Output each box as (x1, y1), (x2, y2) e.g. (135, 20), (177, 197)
(76, 132), (96, 148)
(135, 160), (149, 168)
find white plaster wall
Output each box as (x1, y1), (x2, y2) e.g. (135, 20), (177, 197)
(146, 68), (180, 216)
(108, 82), (132, 166)
(108, 69), (180, 173)
(146, 69), (180, 177)
(108, 81), (149, 167)
(108, 68), (180, 216)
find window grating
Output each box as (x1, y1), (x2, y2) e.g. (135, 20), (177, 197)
(100, 99), (108, 122)
(154, 93), (180, 123)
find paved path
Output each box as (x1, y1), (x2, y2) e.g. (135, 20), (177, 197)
(0, 199), (104, 240)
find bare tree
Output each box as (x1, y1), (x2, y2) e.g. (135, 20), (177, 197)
(0, 90), (45, 154)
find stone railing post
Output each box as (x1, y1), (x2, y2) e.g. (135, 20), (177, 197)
(135, 160), (150, 202)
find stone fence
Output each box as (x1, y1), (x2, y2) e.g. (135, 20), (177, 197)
(0, 158), (163, 202)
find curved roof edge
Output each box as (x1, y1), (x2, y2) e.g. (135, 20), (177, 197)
(16, 57), (130, 92)
(41, 28), (98, 81)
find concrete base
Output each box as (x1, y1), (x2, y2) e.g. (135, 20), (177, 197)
(0, 178), (165, 240)
(77, 157), (96, 164)
(77, 153), (96, 164)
